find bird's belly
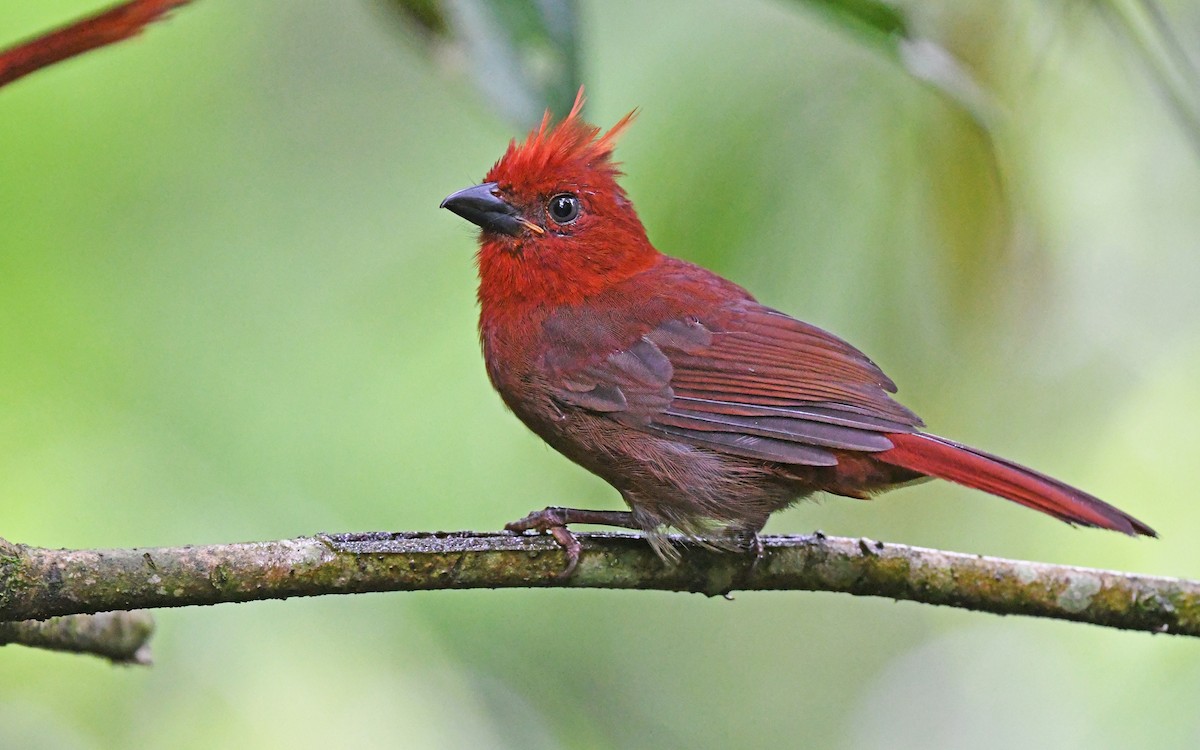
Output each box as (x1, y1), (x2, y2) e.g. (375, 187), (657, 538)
(515, 399), (796, 530)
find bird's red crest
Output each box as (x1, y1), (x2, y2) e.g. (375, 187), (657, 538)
(486, 88), (636, 194)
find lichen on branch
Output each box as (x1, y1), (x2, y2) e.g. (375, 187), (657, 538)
(1, 532), (1196, 643)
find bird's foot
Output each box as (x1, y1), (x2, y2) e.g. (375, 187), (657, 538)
(731, 528), (765, 574)
(504, 506), (641, 579)
(505, 508), (582, 579)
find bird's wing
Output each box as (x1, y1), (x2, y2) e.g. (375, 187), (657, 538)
(550, 304), (923, 467)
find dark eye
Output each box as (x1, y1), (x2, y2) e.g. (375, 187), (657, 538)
(547, 193), (581, 224)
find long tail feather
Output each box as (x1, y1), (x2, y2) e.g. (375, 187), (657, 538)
(877, 432), (1156, 537)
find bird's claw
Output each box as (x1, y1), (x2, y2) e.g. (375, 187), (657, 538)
(505, 506), (581, 579)
(736, 529), (765, 574)
(547, 526), (581, 579)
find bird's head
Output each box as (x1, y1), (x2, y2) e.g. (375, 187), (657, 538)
(442, 89), (658, 310)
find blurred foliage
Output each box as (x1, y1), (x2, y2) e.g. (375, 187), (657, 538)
(383, 0), (1000, 134)
(1096, 0), (1200, 155)
(806, 0), (909, 35)
(795, 0), (1003, 134)
(2, 1), (1200, 748)
(388, 0), (448, 36)
(384, 0), (581, 123)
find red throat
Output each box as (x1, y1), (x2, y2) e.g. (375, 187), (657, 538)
(475, 233), (660, 314)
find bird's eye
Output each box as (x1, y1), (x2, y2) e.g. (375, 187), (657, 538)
(547, 193), (581, 224)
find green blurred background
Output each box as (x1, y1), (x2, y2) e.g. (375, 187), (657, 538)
(2, 1), (1199, 747)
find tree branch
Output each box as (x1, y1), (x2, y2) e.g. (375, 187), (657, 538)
(0, 0), (193, 90)
(0, 611), (153, 665)
(2, 532), (1196, 639)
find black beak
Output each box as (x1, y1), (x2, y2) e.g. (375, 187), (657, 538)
(440, 182), (527, 237)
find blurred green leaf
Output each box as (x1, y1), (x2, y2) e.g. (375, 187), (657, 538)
(1096, 0), (1200, 157)
(387, 0), (450, 36)
(383, 0), (580, 127)
(805, 0), (908, 36)
(787, 0), (1002, 133)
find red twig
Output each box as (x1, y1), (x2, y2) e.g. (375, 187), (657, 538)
(0, 0), (192, 89)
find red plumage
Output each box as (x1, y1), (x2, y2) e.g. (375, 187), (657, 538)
(441, 91), (1154, 573)
(876, 433), (1152, 535)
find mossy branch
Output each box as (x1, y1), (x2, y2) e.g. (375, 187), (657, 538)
(0, 612), (153, 665)
(1, 531), (1196, 663)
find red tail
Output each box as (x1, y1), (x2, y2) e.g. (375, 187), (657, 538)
(877, 432), (1155, 537)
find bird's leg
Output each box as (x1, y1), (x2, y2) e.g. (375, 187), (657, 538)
(504, 506), (641, 578)
(729, 525), (766, 573)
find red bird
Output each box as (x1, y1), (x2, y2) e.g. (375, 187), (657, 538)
(441, 93), (1154, 575)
